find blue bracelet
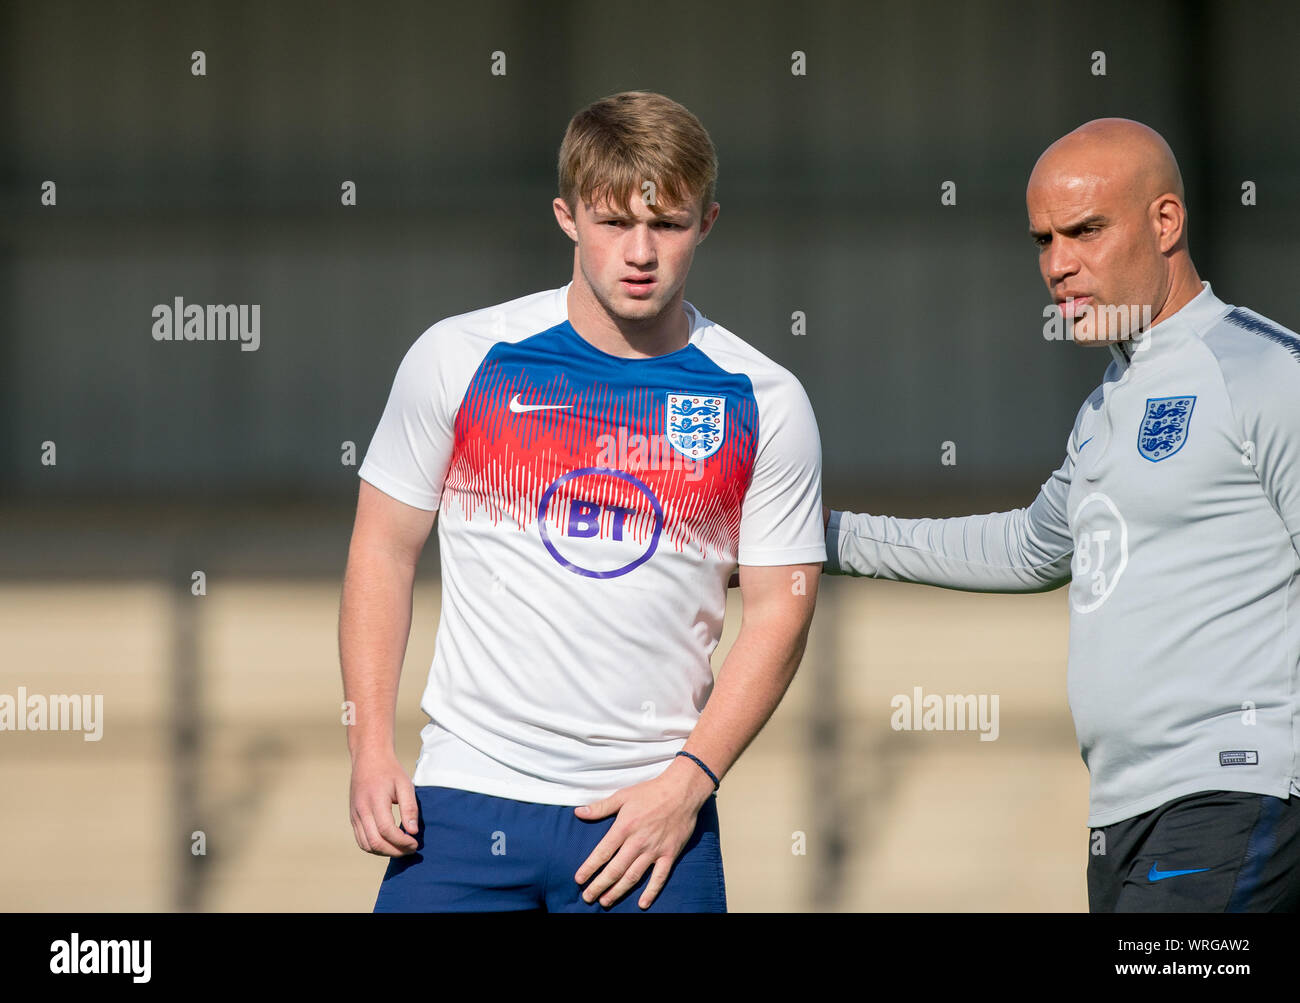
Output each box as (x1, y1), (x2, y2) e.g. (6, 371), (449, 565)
(675, 751), (720, 791)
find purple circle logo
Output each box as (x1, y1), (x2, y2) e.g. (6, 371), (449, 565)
(537, 467), (664, 579)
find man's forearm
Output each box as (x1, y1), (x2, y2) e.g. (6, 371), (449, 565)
(677, 591), (816, 788)
(827, 506), (1073, 593)
(339, 550), (417, 761)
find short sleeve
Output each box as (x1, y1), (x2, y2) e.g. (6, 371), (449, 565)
(357, 326), (458, 511)
(737, 374), (826, 566)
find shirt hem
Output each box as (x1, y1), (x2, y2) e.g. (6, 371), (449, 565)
(736, 544), (827, 566)
(1087, 776), (1294, 828)
(357, 464), (440, 511)
(410, 765), (632, 807)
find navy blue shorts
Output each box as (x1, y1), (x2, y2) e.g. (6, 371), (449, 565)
(373, 786), (727, 913)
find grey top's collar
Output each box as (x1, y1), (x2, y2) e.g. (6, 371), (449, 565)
(1107, 281), (1228, 369)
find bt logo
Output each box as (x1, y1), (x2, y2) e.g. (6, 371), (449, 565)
(537, 468), (663, 579)
(1070, 492), (1129, 613)
(566, 499), (636, 540)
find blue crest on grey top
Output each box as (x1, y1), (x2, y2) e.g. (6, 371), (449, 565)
(1138, 395), (1196, 462)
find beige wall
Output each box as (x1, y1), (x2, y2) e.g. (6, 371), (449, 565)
(0, 572), (1087, 912)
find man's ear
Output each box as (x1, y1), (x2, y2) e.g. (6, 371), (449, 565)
(553, 196), (579, 243)
(697, 201), (720, 243)
(1152, 194), (1185, 254)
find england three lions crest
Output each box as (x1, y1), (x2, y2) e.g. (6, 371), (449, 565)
(666, 393), (725, 460)
(1137, 395), (1196, 462)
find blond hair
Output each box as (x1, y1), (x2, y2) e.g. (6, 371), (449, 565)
(557, 91), (718, 219)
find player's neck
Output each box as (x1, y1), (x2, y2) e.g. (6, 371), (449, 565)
(1148, 264), (1204, 331)
(566, 280), (691, 359)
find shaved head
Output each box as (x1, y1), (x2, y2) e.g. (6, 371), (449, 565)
(1032, 118), (1185, 208)
(1026, 118), (1201, 344)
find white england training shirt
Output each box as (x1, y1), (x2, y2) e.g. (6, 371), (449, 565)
(359, 282), (826, 805)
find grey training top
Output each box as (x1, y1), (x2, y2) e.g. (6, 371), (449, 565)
(827, 282), (1300, 826)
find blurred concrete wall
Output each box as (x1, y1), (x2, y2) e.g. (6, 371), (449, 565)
(0, 544), (1086, 912)
(5, 0), (1298, 505)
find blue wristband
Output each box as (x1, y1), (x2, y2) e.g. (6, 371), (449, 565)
(675, 750), (720, 791)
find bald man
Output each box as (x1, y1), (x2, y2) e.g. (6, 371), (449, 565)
(826, 119), (1300, 912)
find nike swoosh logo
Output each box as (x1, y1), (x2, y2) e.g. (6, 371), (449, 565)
(1148, 862), (1211, 882)
(509, 393), (572, 414)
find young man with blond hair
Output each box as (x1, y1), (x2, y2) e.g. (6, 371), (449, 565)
(341, 91), (825, 912)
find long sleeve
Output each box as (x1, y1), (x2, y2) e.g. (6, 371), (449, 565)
(825, 423), (1084, 593)
(1206, 313), (1300, 563)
